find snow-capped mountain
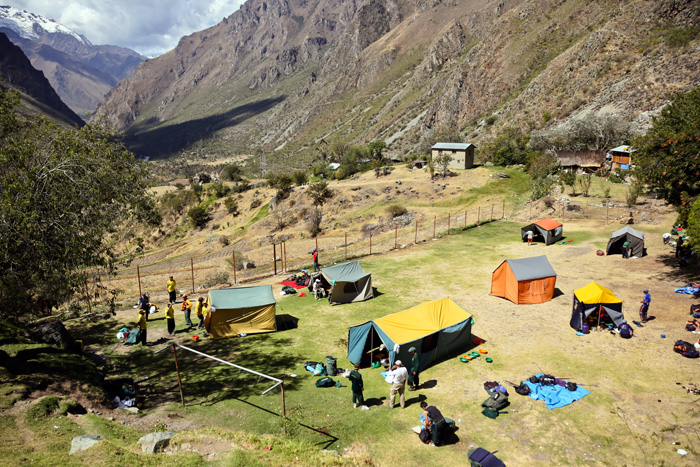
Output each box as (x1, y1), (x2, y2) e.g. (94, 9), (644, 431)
(0, 5), (91, 45)
(0, 5), (144, 117)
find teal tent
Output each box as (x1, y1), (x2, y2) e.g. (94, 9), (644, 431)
(347, 297), (473, 370)
(318, 260), (373, 304)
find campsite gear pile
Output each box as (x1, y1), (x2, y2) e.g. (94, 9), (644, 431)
(514, 373), (590, 409)
(281, 285), (296, 295)
(481, 381), (509, 418)
(673, 304), (700, 357)
(305, 356), (345, 387)
(104, 378), (143, 410)
(468, 447), (506, 467)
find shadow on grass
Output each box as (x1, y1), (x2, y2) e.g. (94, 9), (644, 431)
(363, 396), (386, 408)
(420, 380), (437, 389)
(650, 251), (700, 284)
(276, 314), (299, 331)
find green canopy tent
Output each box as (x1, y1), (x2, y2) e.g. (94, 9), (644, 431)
(316, 260), (374, 304)
(204, 285), (277, 339)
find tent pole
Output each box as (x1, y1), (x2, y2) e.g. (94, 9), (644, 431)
(136, 265), (142, 297)
(190, 258), (195, 294)
(172, 344), (185, 406)
(281, 381), (286, 417)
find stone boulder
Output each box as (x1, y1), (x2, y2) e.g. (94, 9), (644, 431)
(30, 320), (75, 350)
(138, 432), (176, 454)
(70, 435), (102, 455)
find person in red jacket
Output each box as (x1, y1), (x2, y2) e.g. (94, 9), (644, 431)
(312, 248), (319, 272)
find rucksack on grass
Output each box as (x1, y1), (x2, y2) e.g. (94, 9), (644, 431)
(691, 304), (700, 319)
(315, 377), (336, 388)
(686, 319), (700, 332)
(674, 340), (700, 358)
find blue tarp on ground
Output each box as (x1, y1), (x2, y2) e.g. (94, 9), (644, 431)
(675, 285), (700, 295)
(523, 373), (590, 409)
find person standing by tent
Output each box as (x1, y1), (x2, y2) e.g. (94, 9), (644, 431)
(526, 230), (533, 246)
(622, 240), (630, 259)
(408, 347), (421, 391)
(166, 275), (177, 304)
(313, 277), (324, 300)
(349, 363), (368, 409)
(312, 248), (319, 272)
(137, 309), (148, 346)
(420, 401), (446, 447)
(640, 288), (651, 323)
(196, 297), (207, 330)
(387, 360), (408, 409)
(182, 294), (193, 329)
(138, 292), (150, 321)
(165, 302), (176, 336)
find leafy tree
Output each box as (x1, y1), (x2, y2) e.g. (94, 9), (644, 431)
(291, 170), (308, 186)
(686, 199), (700, 257)
(220, 163), (243, 182)
(368, 141), (387, 162)
(224, 197), (240, 216)
(188, 205), (210, 227)
(526, 151), (561, 182)
(634, 86), (700, 206)
(208, 181), (230, 198)
(433, 152), (453, 177)
(561, 171), (577, 195)
(308, 181), (332, 206)
(0, 88), (159, 320)
(483, 127), (531, 166)
(578, 174), (592, 197)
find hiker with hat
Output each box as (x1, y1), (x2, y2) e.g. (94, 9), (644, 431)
(137, 309), (148, 346)
(312, 248), (319, 272)
(640, 288), (651, 323)
(165, 302), (176, 336)
(386, 359), (408, 409)
(420, 401), (446, 447)
(181, 294), (193, 329)
(349, 363), (368, 410)
(166, 275), (177, 304)
(408, 347), (421, 391)
(196, 297), (208, 330)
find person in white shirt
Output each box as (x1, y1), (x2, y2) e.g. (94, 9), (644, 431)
(313, 278), (324, 300)
(387, 360), (408, 409)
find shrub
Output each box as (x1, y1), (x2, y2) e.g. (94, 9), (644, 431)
(224, 197), (240, 216)
(532, 177), (554, 200)
(219, 235), (230, 246)
(485, 115), (497, 125)
(603, 187), (611, 198)
(309, 181), (332, 206)
(560, 171), (577, 194)
(666, 25), (700, 48)
(626, 182), (643, 207)
(231, 181), (250, 193)
(208, 181), (230, 198)
(292, 170), (308, 186)
(386, 205), (408, 219)
(578, 174), (592, 197)
(188, 205), (210, 228)
(203, 271), (229, 288)
(220, 163), (243, 182)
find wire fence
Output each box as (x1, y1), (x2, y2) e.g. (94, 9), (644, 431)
(81, 196), (664, 308)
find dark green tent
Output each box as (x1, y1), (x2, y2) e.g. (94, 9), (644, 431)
(317, 260), (373, 304)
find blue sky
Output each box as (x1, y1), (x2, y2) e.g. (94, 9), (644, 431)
(9, 0), (245, 56)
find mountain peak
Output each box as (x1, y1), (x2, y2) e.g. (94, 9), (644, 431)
(0, 5), (91, 45)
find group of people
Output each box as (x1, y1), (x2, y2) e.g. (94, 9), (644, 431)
(135, 275), (209, 346)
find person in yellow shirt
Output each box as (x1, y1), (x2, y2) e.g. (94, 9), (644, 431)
(195, 297), (208, 330)
(166, 276), (177, 304)
(137, 309), (148, 346)
(165, 302), (176, 336)
(182, 295), (193, 329)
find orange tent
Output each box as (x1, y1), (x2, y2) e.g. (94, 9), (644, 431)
(491, 255), (557, 304)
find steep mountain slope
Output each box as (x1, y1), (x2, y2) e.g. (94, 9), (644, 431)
(0, 32), (84, 127)
(92, 0), (700, 162)
(0, 5), (145, 117)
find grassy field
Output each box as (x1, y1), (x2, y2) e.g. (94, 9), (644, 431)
(2, 210), (698, 465)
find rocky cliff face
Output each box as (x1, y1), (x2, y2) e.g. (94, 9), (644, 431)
(0, 6), (145, 118)
(0, 32), (84, 127)
(93, 0), (700, 162)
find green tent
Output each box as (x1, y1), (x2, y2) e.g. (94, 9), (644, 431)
(317, 260), (374, 304)
(204, 285), (277, 339)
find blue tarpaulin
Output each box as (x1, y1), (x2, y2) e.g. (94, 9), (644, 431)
(523, 373), (590, 409)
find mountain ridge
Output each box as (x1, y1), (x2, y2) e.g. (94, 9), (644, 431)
(92, 0), (700, 163)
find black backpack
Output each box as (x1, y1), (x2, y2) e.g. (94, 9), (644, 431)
(468, 447), (506, 467)
(515, 382), (531, 396)
(539, 374), (556, 385)
(674, 340), (700, 359)
(686, 319), (700, 332)
(691, 304), (700, 319)
(315, 377), (336, 388)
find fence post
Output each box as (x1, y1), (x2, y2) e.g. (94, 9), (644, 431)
(345, 233), (348, 260)
(433, 216), (436, 239)
(284, 242), (287, 273)
(477, 207), (480, 226)
(369, 233), (372, 255)
(394, 226), (398, 250)
(529, 199), (532, 221)
(137, 265), (142, 296)
(448, 213), (451, 233)
(273, 243), (277, 276)
(232, 250), (237, 285)
(502, 200), (505, 219)
(414, 221), (418, 244)
(491, 203), (494, 221)
(315, 237), (318, 252)
(560, 202), (564, 219)
(464, 209), (467, 229)
(606, 202), (609, 224)
(190, 258), (195, 293)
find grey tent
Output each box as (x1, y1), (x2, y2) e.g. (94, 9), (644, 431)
(318, 260), (373, 304)
(521, 218), (563, 245)
(606, 226), (645, 257)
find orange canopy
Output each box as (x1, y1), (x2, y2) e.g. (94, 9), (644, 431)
(534, 218), (563, 230)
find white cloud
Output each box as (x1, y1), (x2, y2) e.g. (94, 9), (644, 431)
(9, 0), (244, 55)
